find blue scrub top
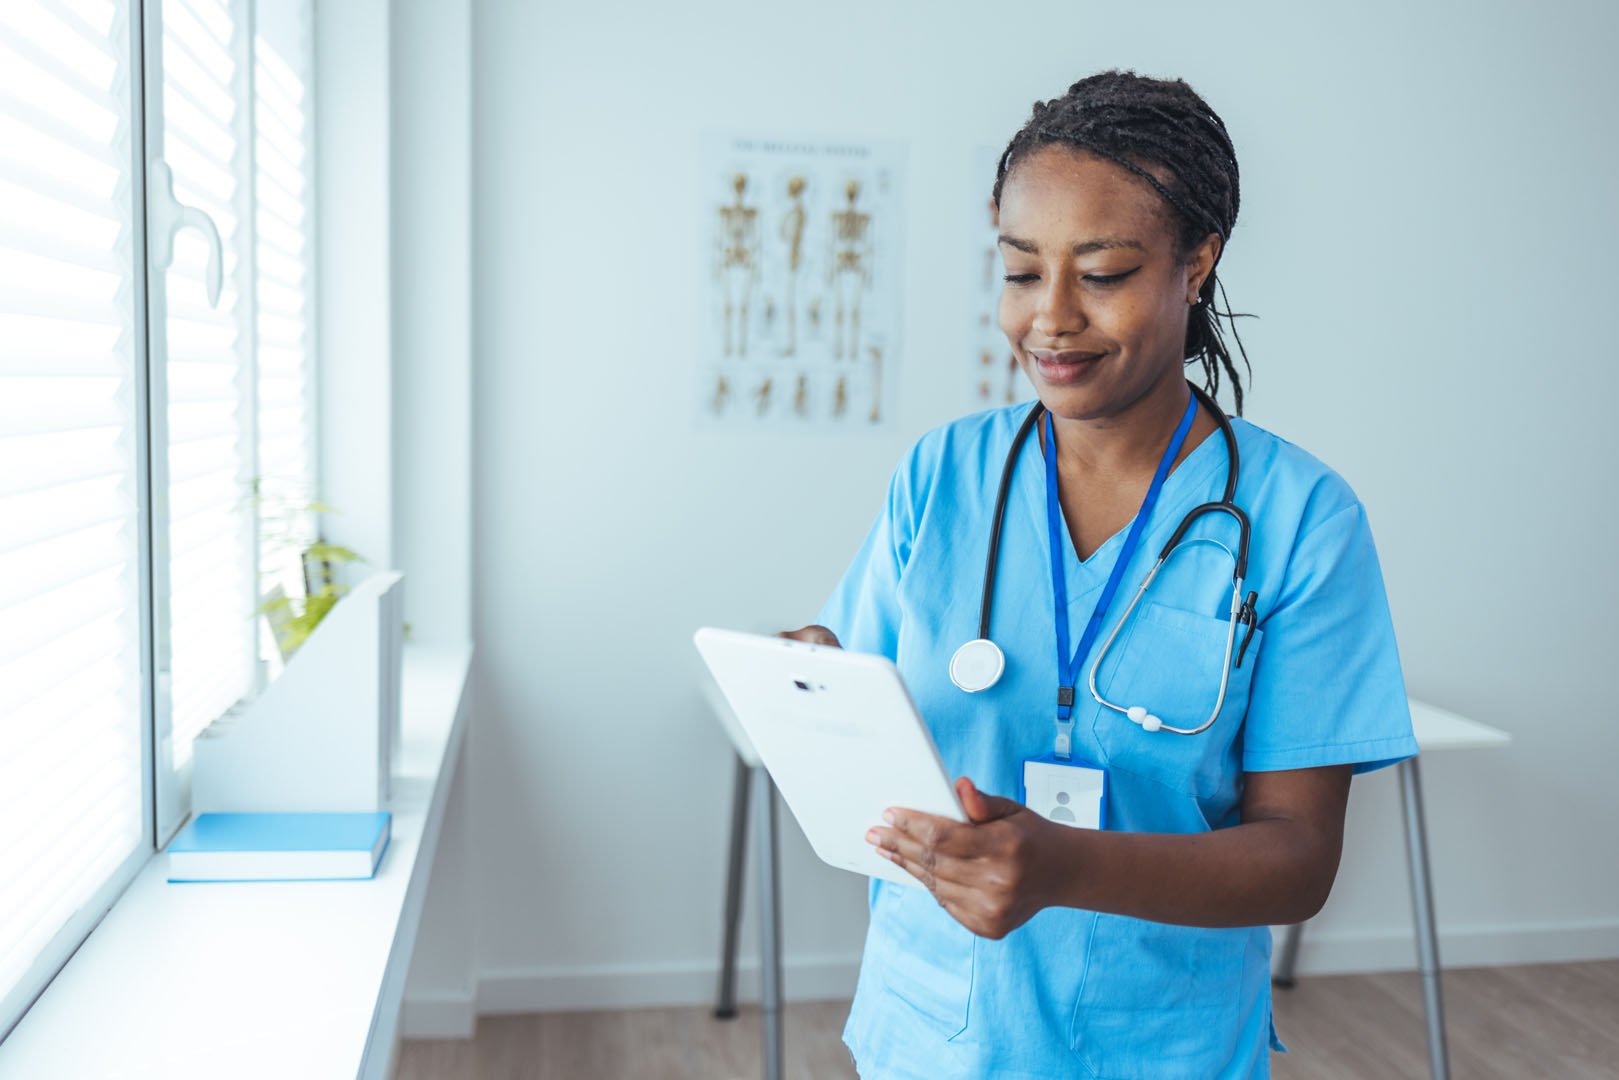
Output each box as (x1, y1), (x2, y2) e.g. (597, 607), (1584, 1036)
(817, 401), (1419, 1080)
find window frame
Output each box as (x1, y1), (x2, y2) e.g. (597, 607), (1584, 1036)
(147, 0), (260, 842)
(0, 0), (321, 1038)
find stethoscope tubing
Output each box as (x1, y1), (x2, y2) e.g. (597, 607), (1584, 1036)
(977, 403), (1046, 641)
(978, 381), (1244, 638)
(966, 380), (1255, 734)
(1087, 547), (1246, 736)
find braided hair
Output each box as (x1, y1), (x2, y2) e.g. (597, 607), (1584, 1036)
(993, 71), (1253, 414)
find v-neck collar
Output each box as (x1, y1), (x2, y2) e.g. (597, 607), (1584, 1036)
(1009, 402), (1229, 599)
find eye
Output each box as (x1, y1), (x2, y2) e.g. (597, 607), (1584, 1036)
(1083, 268), (1141, 286)
(1002, 273), (1039, 286)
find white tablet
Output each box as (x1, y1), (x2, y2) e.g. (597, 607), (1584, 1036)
(693, 627), (964, 887)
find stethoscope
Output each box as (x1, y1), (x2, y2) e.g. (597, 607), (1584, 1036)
(947, 381), (1259, 736)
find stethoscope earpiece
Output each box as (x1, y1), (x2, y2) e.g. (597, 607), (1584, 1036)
(1127, 706), (1164, 733)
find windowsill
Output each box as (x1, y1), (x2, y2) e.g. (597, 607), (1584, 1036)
(0, 643), (474, 1080)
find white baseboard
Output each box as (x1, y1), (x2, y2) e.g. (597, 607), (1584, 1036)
(1278, 918), (1619, 976)
(401, 921), (1619, 1036)
(400, 989), (478, 1040)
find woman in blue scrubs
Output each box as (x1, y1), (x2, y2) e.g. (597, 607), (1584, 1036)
(785, 72), (1419, 1079)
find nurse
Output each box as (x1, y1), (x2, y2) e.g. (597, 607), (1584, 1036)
(784, 71), (1419, 1079)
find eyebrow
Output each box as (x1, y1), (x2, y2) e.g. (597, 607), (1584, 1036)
(997, 235), (1145, 256)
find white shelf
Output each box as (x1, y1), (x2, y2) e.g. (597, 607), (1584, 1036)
(0, 643), (473, 1080)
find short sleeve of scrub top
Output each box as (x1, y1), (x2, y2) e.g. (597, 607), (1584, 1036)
(816, 442), (920, 662)
(1240, 499), (1415, 774)
(813, 405), (1418, 1080)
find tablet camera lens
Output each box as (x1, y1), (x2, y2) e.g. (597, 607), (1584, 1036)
(793, 679), (811, 692)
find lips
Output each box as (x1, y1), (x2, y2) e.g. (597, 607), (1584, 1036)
(1028, 349), (1105, 384)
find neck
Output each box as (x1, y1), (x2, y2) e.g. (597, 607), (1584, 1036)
(1048, 371), (1199, 481)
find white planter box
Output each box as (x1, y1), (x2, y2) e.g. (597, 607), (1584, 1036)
(192, 571), (405, 813)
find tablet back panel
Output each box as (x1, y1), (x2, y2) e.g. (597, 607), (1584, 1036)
(694, 627), (963, 887)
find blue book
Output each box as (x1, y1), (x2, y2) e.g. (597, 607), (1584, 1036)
(166, 812), (391, 882)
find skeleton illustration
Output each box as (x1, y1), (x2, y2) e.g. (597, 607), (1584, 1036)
(779, 176), (807, 356)
(828, 179), (872, 360)
(715, 173), (760, 358)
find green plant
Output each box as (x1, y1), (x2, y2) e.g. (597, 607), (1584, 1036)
(253, 489), (368, 657)
(256, 540), (367, 656)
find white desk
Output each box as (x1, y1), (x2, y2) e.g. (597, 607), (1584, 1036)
(1273, 696), (1511, 1080)
(0, 644), (474, 1080)
(1408, 699), (1512, 752)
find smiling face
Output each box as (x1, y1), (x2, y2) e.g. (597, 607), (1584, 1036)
(997, 145), (1220, 424)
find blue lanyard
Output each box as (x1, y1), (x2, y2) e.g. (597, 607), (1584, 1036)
(1043, 395), (1198, 758)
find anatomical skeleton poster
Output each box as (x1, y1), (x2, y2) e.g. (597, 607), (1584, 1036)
(968, 144), (1026, 410)
(698, 133), (903, 429)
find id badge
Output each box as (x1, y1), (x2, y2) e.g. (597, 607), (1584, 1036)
(1020, 754), (1107, 830)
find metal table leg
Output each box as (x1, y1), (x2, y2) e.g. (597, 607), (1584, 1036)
(1399, 757), (1450, 1080)
(715, 754), (752, 1020)
(754, 766), (784, 1080)
(1272, 921), (1304, 988)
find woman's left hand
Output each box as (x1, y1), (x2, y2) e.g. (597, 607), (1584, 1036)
(867, 776), (1073, 939)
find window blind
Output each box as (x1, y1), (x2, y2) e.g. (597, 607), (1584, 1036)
(157, 0), (255, 766)
(0, 0), (146, 1033)
(252, 0), (316, 664)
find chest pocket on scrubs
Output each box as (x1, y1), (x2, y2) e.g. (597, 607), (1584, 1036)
(1090, 601), (1262, 800)
(1070, 915), (1247, 1079)
(870, 881), (974, 1039)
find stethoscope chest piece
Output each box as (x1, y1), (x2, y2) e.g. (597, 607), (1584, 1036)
(949, 638), (1005, 693)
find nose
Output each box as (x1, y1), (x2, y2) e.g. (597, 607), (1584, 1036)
(1030, 273), (1086, 340)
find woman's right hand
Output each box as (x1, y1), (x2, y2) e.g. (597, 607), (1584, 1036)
(778, 624), (841, 648)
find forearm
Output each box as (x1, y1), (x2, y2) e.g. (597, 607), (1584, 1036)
(874, 768), (1350, 940)
(1047, 815), (1343, 928)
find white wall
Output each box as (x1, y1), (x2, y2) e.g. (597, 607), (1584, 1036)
(390, 0), (473, 651)
(315, 0), (392, 573)
(459, 0), (1619, 1016)
(386, 0), (480, 1037)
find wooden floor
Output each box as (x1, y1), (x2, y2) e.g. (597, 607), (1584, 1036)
(397, 960), (1619, 1079)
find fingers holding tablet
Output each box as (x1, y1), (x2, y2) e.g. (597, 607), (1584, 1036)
(777, 624), (842, 648)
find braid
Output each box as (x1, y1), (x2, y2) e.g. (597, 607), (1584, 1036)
(994, 71), (1254, 415)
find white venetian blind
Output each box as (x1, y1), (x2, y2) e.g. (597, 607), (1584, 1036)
(252, 0), (316, 658)
(0, 0), (146, 1032)
(158, 0), (255, 765)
